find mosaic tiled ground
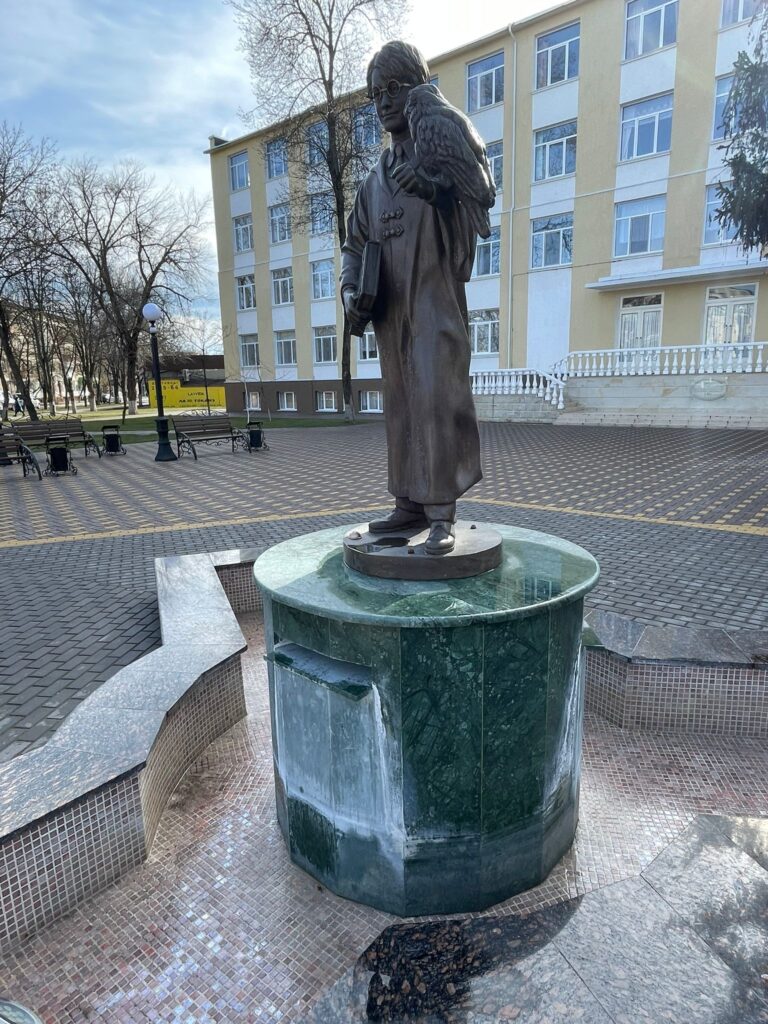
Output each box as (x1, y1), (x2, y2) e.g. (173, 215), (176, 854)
(0, 613), (766, 1023)
(1, 422), (767, 760)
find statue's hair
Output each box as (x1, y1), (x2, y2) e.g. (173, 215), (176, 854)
(367, 41), (430, 97)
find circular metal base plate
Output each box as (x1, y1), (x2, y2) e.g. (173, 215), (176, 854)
(0, 1001), (44, 1024)
(342, 521), (503, 580)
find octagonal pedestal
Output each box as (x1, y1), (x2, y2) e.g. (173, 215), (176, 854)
(254, 524), (599, 916)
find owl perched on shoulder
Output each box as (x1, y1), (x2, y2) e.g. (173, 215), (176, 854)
(403, 83), (496, 238)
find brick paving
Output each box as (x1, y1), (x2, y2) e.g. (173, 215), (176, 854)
(1, 421), (767, 760)
(0, 613), (766, 1022)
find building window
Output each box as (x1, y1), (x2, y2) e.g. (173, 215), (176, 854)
(472, 225), (501, 277)
(487, 141), (503, 191)
(722, 0), (759, 26)
(247, 390), (261, 410)
(307, 121), (329, 166)
(536, 22), (580, 89)
(468, 310), (500, 354)
(534, 121), (577, 180)
(309, 193), (335, 235)
(620, 94), (673, 160)
(358, 330), (378, 361)
(315, 390), (337, 412)
(713, 75), (736, 140)
(467, 52), (504, 112)
(266, 138), (287, 178)
(625, 0), (678, 60)
(233, 213), (253, 253)
(313, 326), (337, 363)
(269, 203), (292, 244)
(236, 274), (256, 310)
(359, 390), (383, 413)
(704, 284), (756, 345)
(354, 104), (382, 149)
(275, 331), (297, 366)
(277, 391), (297, 411)
(229, 151), (249, 191)
(704, 183), (738, 244)
(239, 333), (259, 368)
(614, 195), (666, 257)
(311, 258), (335, 299)
(618, 294), (663, 349)
(271, 267), (294, 305)
(531, 213), (573, 268)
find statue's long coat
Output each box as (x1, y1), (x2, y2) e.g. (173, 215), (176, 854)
(341, 145), (482, 506)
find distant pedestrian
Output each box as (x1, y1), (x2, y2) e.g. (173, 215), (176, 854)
(13, 394), (24, 416)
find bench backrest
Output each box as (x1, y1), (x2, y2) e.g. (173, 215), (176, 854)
(171, 415), (234, 436)
(14, 419), (89, 440)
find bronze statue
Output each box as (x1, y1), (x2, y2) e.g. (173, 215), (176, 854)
(341, 41), (495, 555)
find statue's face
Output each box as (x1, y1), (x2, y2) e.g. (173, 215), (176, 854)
(371, 66), (412, 136)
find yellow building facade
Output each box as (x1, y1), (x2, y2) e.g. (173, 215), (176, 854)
(208, 0), (768, 417)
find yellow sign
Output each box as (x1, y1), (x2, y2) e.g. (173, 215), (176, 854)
(148, 379), (227, 409)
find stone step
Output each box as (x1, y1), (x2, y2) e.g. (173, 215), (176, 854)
(556, 409), (768, 429)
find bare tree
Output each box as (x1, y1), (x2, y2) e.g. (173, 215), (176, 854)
(0, 123), (56, 420)
(49, 159), (209, 414)
(54, 267), (109, 412)
(228, 0), (409, 418)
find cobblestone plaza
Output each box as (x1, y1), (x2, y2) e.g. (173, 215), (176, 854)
(1, 421), (767, 1021)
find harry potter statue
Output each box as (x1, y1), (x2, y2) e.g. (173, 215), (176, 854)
(341, 41), (496, 555)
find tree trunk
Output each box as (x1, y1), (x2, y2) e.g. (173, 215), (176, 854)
(0, 302), (38, 420)
(0, 359), (9, 420)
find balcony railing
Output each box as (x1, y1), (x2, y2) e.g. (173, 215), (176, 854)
(470, 369), (565, 409)
(552, 342), (768, 380)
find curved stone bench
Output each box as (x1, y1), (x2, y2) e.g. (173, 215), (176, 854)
(0, 550), (259, 955)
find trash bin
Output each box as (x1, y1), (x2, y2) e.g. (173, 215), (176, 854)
(45, 434), (75, 475)
(102, 424), (126, 455)
(247, 419), (268, 450)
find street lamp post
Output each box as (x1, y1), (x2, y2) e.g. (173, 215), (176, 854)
(142, 302), (177, 462)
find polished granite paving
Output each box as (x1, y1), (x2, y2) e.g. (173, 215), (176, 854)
(1, 613), (766, 1023)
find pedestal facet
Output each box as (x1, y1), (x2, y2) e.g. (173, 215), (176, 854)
(254, 524), (599, 916)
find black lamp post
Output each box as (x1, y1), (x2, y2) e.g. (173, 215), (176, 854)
(142, 302), (177, 462)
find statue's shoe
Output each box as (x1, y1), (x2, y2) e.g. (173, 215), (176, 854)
(425, 520), (455, 554)
(368, 508), (427, 533)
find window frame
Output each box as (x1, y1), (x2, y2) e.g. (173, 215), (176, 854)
(468, 309), (501, 355)
(472, 225), (501, 278)
(534, 120), (578, 181)
(353, 103), (382, 149)
(266, 138), (288, 179)
(239, 333), (259, 369)
(531, 213), (574, 269)
(268, 203), (292, 245)
(275, 331), (297, 366)
(620, 93), (673, 161)
(358, 330), (378, 361)
(535, 22), (580, 90)
(313, 326), (338, 364)
(613, 195), (666, 258)
(703, 182), (738, 245)
(246, 389), (261, 411)
(311, 258), (335, 300)
(467, 51), (505, 113)
(721, 0), (759, 27)
(486, 141), (503, 192)
(271, 267), (294, 306)
(359, 389), (383, 413)
(233, 213), (254, 253)
(236, 274), (256, 310)
(306, 121), (329, 167)
(624, 0), (678, 61)
(229, 151), (249, 192)
(277, 391), (297, 412)
(713, 74), (735, 141)
(315, 390), (337, 413)
(309, 193), (335, 236)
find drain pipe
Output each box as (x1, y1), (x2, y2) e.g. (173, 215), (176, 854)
(506, 24), (517, 371)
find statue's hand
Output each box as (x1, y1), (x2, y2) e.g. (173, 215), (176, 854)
(343, 287), (370, 333)
(392, 163), (437, 202)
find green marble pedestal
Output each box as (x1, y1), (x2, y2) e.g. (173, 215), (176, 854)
(253, 524), (599, 916)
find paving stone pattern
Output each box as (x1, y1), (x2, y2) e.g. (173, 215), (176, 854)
(0, 615), (766, 1022)
(1, 422), (767, 760)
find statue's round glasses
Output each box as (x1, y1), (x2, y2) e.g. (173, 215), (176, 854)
(370, 80), (412, 101)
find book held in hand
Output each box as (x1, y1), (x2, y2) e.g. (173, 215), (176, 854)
(350, 241), (381, 337)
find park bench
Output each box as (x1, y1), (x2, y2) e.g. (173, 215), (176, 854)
(171, 414), (251, 460)
(13, 418), (101, 458)
(0, 426), (42, 480)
